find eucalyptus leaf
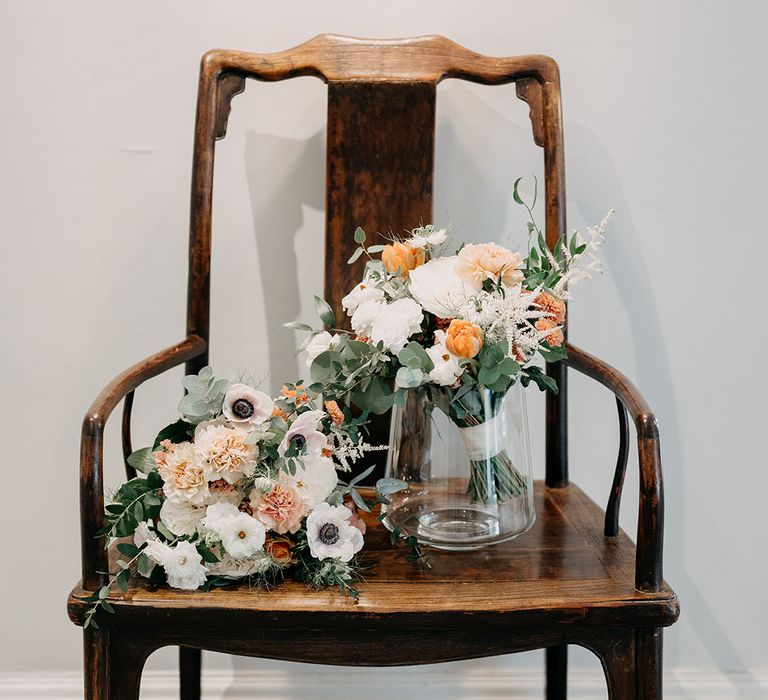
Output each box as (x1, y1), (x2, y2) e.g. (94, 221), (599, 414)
(313, 295), (336, 328)
(354, 226), (366, 244)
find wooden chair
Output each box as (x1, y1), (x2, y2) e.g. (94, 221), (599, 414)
(67, 35), (679, 699)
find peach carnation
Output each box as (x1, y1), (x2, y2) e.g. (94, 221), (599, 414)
(251, 482), (307, 534)
(445, 319), (483, 359)
(535, 318), (564, 347)
(456, 243), (523, 286)
(381, 241), (425, 277)
(534, 291), (566, 324)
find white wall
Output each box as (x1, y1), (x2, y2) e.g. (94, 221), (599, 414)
(1, 0), (767, 691)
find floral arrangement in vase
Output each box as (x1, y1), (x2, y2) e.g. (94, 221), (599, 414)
(291, 179), (612, 506)
(81, 369), (392, 629)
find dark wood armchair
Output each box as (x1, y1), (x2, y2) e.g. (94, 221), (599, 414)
(67, 35), (679, 700)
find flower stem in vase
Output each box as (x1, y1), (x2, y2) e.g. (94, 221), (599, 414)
(456, 412), (527, 505)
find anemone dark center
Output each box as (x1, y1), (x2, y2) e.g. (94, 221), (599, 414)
(232, 399), (254, 419)
(290, 434), (307, 451)
(318, 523), (340, 545)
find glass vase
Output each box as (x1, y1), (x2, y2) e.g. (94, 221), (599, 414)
(381, 383), (535, 550)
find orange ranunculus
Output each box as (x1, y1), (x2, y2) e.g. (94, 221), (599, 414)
(535, 318), (564, 348)
(445, 319), (483, 359)
(265, 535), (294, 566)
(381, 242), (425, 276)
(534, 291), (566, 324)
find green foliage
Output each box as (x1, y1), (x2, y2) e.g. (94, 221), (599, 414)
(313, 295), (336, 329)
(178, 367), (231, 424)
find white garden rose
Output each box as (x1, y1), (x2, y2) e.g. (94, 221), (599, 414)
(368, 297), (424, 353)
(426, 330), (462, 386)
(201, 501), (241, 533)
(305, 331), (341, 367)
(408, 256), (482, 318)
(221, 383), (274, 427)
(342, 281), (384, 316)
(306, 502), (364, 562)
(217, 512), (267, 559)
(162, 541), (208, 590)
(159, 499), (205, 537)
(133, 520), (157, 549)
(280, 454), (338, 509)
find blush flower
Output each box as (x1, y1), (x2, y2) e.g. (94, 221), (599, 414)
(278, 410), (327, 459)
(250, 482), (307, 534)
(456, 243), (523, 286)
(445, 319), (484, 359)
(156, 441), (209, 505)
(408, 256), (482, 318)
(194, 421), (259, 484)
(222, 383), (274, 427)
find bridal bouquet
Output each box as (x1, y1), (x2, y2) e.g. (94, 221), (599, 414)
(292, 179), (611, 504)
(82, 369), (386, 629)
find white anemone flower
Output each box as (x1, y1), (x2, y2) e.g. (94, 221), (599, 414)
(159, 499), (205, 537)
(425, 330), (462, 386)
(408, 256), (482, 318)
(368, 297), (424, 353)
(280, 454), (338, 509)
(278, 410), (327, 458)
(194, 421), (259, 485)
(306, 502), (364, 562)
(222, 383), (274, 427)
(305, 331), (341, 368)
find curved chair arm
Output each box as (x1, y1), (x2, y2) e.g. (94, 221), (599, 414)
(79, 335), (207, 589)
(563, 342), (664, 592)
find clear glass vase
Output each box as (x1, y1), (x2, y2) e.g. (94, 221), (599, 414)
(381, 383), (535, 550)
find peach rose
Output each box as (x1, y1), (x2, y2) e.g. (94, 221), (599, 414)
(534, 291), (566, 324)
(251, 483), (307, 534)
(445, 319), (483, 358)
(265, 535), (295, 566)
(382, 242), (426, 276)
(456, 243), (523, 286)
(535, 318), (564, 348)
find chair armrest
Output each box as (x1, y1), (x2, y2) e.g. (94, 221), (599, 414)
(79, 335), (207, 589)
(563, 342), (664, 593)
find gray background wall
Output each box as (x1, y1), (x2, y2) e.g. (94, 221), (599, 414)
(1, 0), (766, 694)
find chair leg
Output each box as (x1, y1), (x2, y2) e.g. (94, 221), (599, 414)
(109, 633), (152, 700)
(180, 647), (202, 700)
(545, 645), (567, 699)
(83, 628), (109, 700)
(598, 632), (637, 700)
(636, 628), (663, 700)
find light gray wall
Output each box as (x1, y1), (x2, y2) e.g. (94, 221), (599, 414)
(1, 0), (766, 681)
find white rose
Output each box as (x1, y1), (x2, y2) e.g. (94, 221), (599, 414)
(305, 331), (341, 368)
(408, 256), (482, 318)
(342, 282), (385, 316)
(162, 541), (208, 590)
(202, 501), (241, 533)
(133, 520), (157, 549)
(280, 454), (338, 508)
(426, 331), (462, 386)
(218, 512), (267, 559)
(368, 298), (424, 353)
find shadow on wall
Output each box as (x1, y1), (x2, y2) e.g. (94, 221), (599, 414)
(243, 128), (325, 395)
(231, 81), (755, 692)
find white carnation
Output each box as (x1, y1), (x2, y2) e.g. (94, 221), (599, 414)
(342, 281), (385, 316)
(305, 331), (341, 368)
(368, 297), (424, 353)
(408, 256), (482, 318)
(350, 298), (384, 337)
(306, 502), (364, 562)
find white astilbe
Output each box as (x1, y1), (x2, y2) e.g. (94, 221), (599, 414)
(552, 210), (613, 298)
(456, 286), (555, 364)
(327, 431), (387, 472)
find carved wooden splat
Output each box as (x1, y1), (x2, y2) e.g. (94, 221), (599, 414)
(215, 73), (246, 140)
(516, 77), (545, 148)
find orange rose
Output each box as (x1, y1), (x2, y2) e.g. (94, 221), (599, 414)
(382, 242), (425, 276)
(265, 535), (294, 566)
(534, 291), (566, 324)
(445, 319), (483, 358)
(535, 318), (564, 347)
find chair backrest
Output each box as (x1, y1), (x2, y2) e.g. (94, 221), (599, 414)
(184, 34), (569, 485)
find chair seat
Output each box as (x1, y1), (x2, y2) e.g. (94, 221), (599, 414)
(67, 481), (678, 665)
